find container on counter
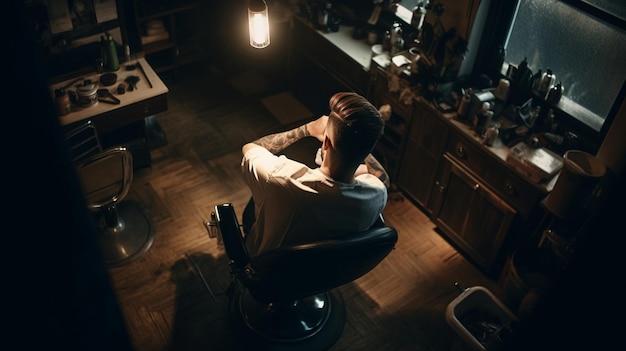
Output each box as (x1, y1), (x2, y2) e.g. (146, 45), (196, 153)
(55, 88), (71, 116)
(76, 83), (98, 107)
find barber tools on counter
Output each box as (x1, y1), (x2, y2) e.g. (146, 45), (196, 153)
(54, 69), (143, 116)
(97, 88), (121, 105)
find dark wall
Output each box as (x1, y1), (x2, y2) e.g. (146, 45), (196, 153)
(9, 2), (133, 350)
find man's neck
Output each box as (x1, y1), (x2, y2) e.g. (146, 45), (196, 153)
(319, 162), (356, 184)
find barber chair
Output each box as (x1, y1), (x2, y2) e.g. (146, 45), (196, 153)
(211, 203), (398, 351)
(66, 121), (155, 267)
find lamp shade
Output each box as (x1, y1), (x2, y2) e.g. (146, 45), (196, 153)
(248, 0), (270, 48)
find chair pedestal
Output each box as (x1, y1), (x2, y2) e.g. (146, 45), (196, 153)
(228, 287), (346, 351)
(96, 201), (155, 268)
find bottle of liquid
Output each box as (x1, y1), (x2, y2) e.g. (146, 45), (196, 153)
(317, 2), (329, 31)
(484, 122), (499, 146)
(513, 57), (533, 89)
(55, 88), (71, 116)
(124, 44), (135, 70)
(382, 30), (392, 53)
(99, 36), (108, 68)
(545, 81), (563, 103)
(473, 102), (492, 136)
(538, 68), (556, 97)
(390, 21), (403, 55)
(456, 89), (472, 120)
(106, 33), (119, 71)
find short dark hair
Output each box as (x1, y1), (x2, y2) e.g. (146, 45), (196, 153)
(327, 92), (383, 163)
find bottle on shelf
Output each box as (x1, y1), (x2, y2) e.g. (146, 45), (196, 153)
(390, 21), (404, 55)
(457, 88), (472, 120)
(512, 57), (533, 89)
(545, 82), (563, 104)
(317, 1), (329, 31)
(473, 102), (493, 137)
(382, 30), (392, 53)
(124, 45), (136, 70)
(538, 68), (556, 97)
(105, 32), (119, 71)
(55, 88), (71, 116)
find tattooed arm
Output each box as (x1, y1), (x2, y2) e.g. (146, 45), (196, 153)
(242, 116), (327, 155)
(355, 153), (390, 190)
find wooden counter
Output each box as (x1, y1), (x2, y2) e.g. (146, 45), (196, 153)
(51, 58), (169, 168)
(50, 57), (169, 132)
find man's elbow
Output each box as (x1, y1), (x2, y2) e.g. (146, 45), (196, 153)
(242, 142), (260, 156)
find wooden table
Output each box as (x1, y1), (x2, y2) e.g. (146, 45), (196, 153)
(50, 58), (169, 167)
(51, 57), (169, 131)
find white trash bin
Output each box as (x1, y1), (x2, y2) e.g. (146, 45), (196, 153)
(446, 285), (519, 351)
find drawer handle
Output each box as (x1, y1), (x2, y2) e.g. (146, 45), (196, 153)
(456, 145), (466, 158)
(473, 183), (480, 191)
(435, 181), (445, 193)
(504, 182), (516, 196)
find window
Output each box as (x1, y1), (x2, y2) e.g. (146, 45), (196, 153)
(505, 0), (625, 132)
(478, 0), (626, 144)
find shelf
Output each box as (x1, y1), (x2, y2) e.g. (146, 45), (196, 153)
(134, 0), (204, 77)
(142, 40), (175, 54)
(137, 2), (201, 22)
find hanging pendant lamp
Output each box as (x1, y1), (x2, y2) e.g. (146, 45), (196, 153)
(248, 0), (270, 48)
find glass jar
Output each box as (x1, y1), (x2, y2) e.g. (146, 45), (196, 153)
(76, 83), (98, 107)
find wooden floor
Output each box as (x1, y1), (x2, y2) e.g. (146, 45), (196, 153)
(107, 62), (504, 351)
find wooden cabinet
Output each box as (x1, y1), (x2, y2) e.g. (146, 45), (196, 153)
(444, 131), (547, 221)
(431, 154), (516, 275)
(133, 1), (204, 76)
(397, 102), (450, 212)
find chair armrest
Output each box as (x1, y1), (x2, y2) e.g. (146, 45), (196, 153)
(215, 203), (250, 269)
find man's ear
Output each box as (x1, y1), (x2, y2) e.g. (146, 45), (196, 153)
(322, 135), (331, 150)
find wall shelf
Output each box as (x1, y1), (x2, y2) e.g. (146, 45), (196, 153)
(133, 0), (205, 79)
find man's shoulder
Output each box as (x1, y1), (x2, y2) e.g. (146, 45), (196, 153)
(354, 173), (387, 190)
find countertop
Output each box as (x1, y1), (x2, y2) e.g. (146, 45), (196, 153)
(370, 52), (558, 192)
(295, 17), (374, 71)
(50, 57), (169, 126)
(298, 18), (559, 192)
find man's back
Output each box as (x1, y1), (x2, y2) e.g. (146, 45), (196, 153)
(242, 147), (387, 257)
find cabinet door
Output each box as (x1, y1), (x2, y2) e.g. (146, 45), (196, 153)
(431, 154), (516, 273)
(397, 106), (449, 212)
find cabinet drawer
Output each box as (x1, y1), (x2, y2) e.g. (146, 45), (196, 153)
(93, 94), (168, 132)
(446, 132), (545, 219)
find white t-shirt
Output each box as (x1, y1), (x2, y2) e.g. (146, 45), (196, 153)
(241, 147), (388, 257)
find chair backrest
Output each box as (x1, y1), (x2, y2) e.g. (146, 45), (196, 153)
(214, 203), (398, 303)
(64, 120), (102, 163)
(74, 147), (133, 210)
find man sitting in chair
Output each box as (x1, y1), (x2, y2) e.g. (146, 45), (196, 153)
(241, 92), (390, 257)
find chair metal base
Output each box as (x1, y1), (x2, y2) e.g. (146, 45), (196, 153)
(228, 287), (346, 351)
(96, 201), (155, 268)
